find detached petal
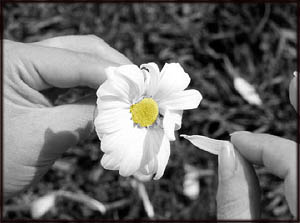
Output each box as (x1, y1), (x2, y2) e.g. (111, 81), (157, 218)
(180, 134), (225, 155)
(153, 134), (170, 180)
(140, 63), (160, 97)
(162, 109), (183, 141)
(154, 63), (190, 101)
(159, 89), (202, 110)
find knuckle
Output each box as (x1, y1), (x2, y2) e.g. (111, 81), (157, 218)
(85, 35), (107, 51)
(87, 34), (103, 42)
(4, 40), (21, 69)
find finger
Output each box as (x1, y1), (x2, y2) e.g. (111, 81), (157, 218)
(289, 75), (298, 112)
(230, 131), (297, 216)
(217, 142), (260, 219)
(230, 132), (296, 178)
(32, 35), (132, 65)
(10, 41), (118, 90)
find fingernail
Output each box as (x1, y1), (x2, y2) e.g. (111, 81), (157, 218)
(229, 131), (251, 137)
(218, 142), (236, 180)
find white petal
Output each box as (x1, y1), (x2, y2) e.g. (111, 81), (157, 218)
(154, 63), (190, 101)
(139, 158), (158, 175)
(98, 65), (145, 102)
(133, 172), (153, 182)
(105, 66), (118, 79)
(162, 109), (183, 141)
(154, 134), (170, 180)
(100, 127), (129, 153)
(94, 108), (132, 136)
(101, 153), (123, 170)
(119, 127), (148, 176)
(180, 134), (227, 156)
(140, 63), (160, 97)
(159, 89), (202, 110)
(97, 97), (129, 111)
(160, 108), (183, 130)
(115, 65), (145, 100)
(139, 128), (164, 175)
(100, 125), (147, 176)
(96, 79), (130, 103)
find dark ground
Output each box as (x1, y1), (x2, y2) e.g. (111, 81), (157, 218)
(3, 3), (298, 220)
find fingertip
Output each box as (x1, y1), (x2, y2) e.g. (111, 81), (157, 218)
(217, 145), (261, 219)
(289, 75), (298, 112)
(230, 131), (265, 166)
(231, 132), (296, 179)
(27, 36), (132, 90)
(230, 131), (252, 147)
(34, 35), (133, 66)
(218, 142), (236, 181)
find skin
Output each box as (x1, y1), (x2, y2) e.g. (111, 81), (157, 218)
(4, 35), (131, 199)
(217, 75), (298, 219)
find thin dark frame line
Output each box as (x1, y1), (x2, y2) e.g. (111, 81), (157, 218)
(1, 0), (300, 3)
(1, 220), (300, 222)
(0, 0), (3, 221)
(297, 1), (300, 222)
(1, 1), (299, 222)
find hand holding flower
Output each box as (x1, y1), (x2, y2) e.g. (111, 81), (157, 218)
(4, 35), (131, 199)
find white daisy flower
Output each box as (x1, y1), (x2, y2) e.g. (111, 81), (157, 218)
(94, 62), (202, 179)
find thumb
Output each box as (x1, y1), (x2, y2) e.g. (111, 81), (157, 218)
(217, 142), (261, 219)
(40, 95), (96, 161)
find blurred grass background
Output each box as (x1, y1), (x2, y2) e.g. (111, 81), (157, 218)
(3, 2), (297, 220)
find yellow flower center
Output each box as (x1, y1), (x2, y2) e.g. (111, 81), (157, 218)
(130, 98), (159, 127)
